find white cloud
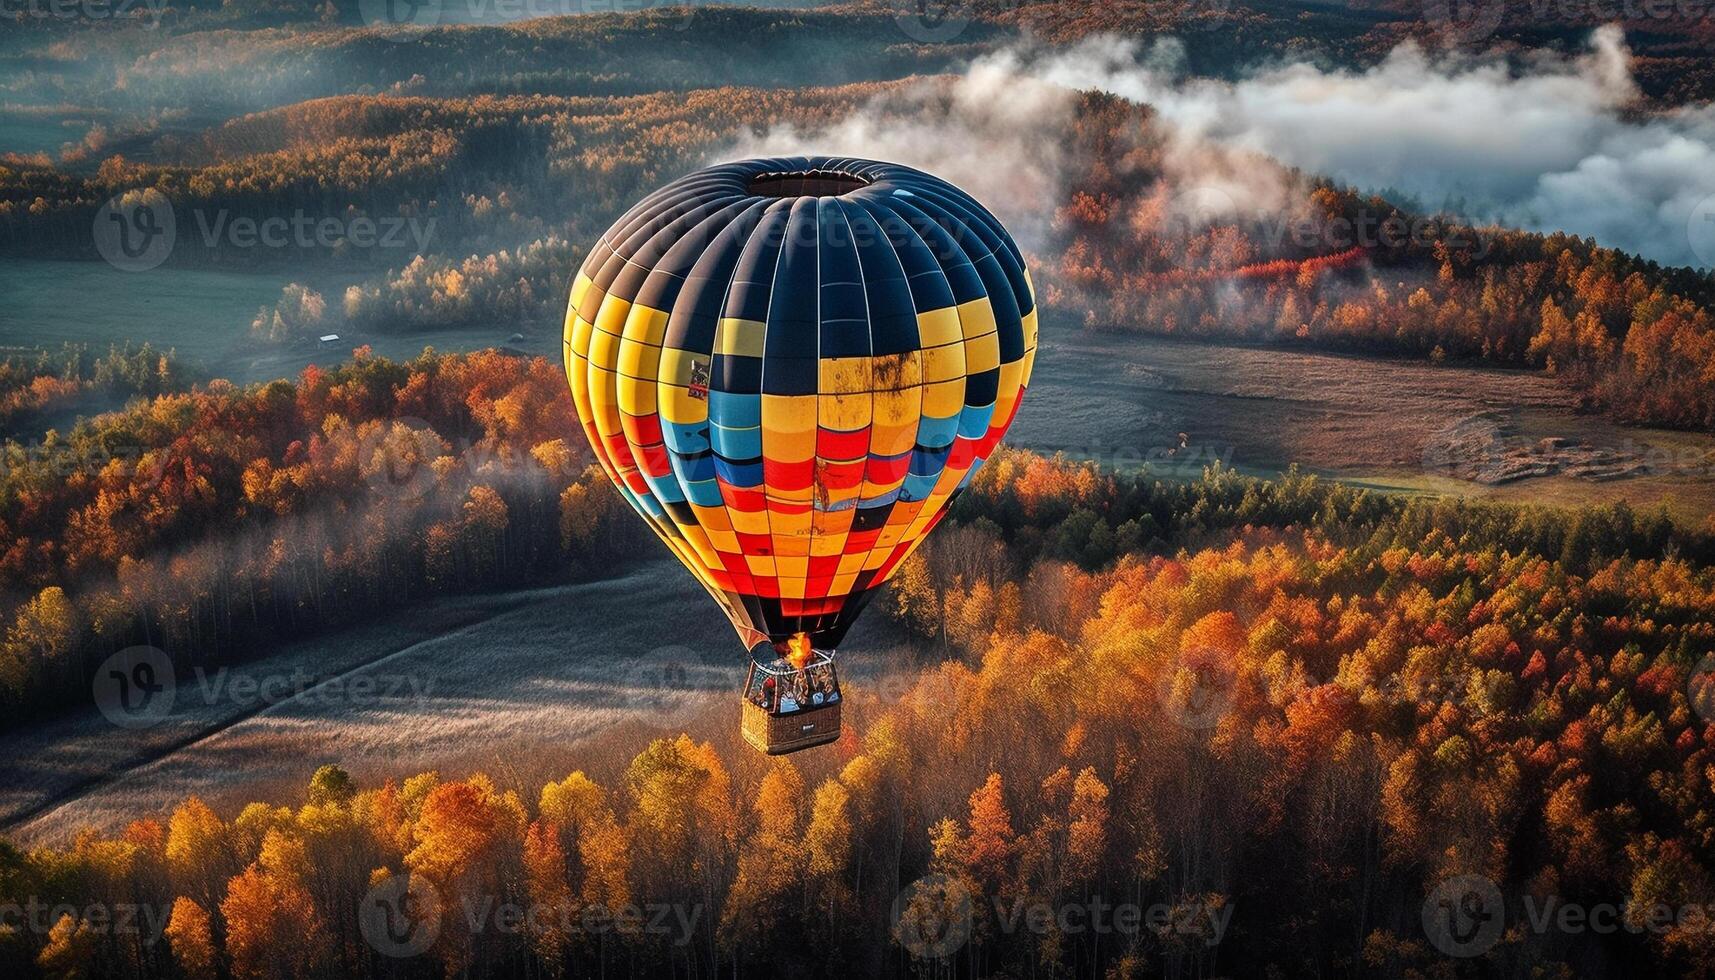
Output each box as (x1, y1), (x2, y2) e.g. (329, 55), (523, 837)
(725, 26), (1715, 268)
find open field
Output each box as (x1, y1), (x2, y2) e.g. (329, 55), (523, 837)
(0, 260), (537, 385)
(1, 560), (924, 845)
(1022, 325), (1715, 519)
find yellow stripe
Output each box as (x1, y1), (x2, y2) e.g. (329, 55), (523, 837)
(818, 357), (870, 395)
(658, 347), (705, 387)
(567, 351), (593, 429)
(624, 304), (671, 347)
(706, 528), (741, 554)
(818, 390), (871, 430)
(716, 317), (766, 358)
(569, 272), (592, 314)
(617, 373), (658, 416)
(992, 359), (1026, 420)
(617, 337), (661, 380)
(922, 379), (965, 417)
(922, 344), (965, 383)
(659, 385), (708, 426)
(917, 307), (963, 348)
(730, 508), (771, 537)
(594, 294), (632, 341)
(871, 351), (923, 391)
(964, 330), (1001, 375)
(588, 326), (622, 373)
(692, 504), (732, 533)
(587, 368), (623, 439)
(957, 297), (997, 340)
(568, 314), (596, 359)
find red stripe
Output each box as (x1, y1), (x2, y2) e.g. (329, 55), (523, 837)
(864, 452), (911, 485)
(945, 437), (977, 472)
(817, 459), (867, 490)
(736, 532), (773, 556)
(621, 412), (663, 447)
(845, 529), (882, 553)
(638, 443), (672, 478)
(764, 456), (815, 491)
(817, 427), (871, 460)
(721, 484), (767, 512)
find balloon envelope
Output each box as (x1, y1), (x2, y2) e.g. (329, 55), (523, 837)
(564, 156), (1037, 651)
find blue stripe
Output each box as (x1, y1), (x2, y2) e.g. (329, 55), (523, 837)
(683, 478), (724, 507)
(670, 451), (717, 484)
(900, 472), (938, 501)
(662, 420), (710, 455)
(957, 404), (994, 439)
(916, 414), (959, 449)
(708, 391), (761, 428)
(714, 457), (764, 487)
(711, 424), (762, 460)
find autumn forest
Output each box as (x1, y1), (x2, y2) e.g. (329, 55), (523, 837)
(6, 1), (1715, 978)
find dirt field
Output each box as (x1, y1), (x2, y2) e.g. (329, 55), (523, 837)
(1018, 326), (1715, 519)
(1, 562), (926, 844)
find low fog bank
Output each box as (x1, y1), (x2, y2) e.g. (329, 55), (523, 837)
(727, 25), (1715, 269)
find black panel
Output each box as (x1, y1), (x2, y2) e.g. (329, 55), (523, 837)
(964, 368), (1000, 406)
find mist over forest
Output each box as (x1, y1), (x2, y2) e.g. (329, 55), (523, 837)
(5, 2), (1715, 978)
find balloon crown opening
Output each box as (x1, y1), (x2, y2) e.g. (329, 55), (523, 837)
(746, 168), (872, 199)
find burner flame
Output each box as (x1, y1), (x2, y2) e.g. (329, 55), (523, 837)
(786, 632), (813, 670)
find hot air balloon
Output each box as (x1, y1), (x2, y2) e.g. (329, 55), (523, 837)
(564, 156), (1037, 753)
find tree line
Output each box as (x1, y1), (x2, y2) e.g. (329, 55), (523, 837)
(4, 445), (1715, 976)
(0, 348), (644, 725)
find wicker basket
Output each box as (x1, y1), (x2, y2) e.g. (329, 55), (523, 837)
(742, 698), (841, 755)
